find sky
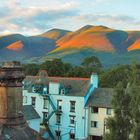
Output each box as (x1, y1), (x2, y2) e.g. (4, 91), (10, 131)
(0, 0), (140, 35)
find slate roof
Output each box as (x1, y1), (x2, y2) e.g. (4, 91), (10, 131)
(23, 105), (40, 120)
(24, 76), (90, 97)
(0, 125), (41, 140)
(86, 88), (115, 108)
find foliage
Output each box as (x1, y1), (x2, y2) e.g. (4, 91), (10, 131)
(22, 63), (39, 76)
(103, 63), (140, 140)
(23, 56), (103, 78)
(99, 65), (131, 87)
(40, 59), (72, 77)
(81, 56), (102, 74)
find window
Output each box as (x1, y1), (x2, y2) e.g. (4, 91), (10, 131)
(106, 108), (112, 115)
(55, 130), (61, 137)
(43, 87), (47, 94)
(43, 98), (48, 109)
(91, 107), (98, 113)
(31, 97), (36, 108)
(43, 112), (48, 123)
(70, 133), (75, 140)
(91, 121), (98, 128)
(61, 89), (65, 94)
(56, 115), (61, 124)
(70, 116), (75, 125)
(23, 96), (27, 103)
(57, 100), (62, 111)
(70, 101), (76, 112)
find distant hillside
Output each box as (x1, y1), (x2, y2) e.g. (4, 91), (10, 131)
(56, 25), (114, 51)
(36, 28), (71, 40)
(128, 38), (140, 51)
(49, 25), (139, 53)
(0, 34), (57, 62)
(0, 25), (140, 67)
(45, 25), (140, 67)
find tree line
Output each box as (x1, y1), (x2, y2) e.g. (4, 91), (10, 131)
(22, 56), (140, 88)
(103, 63), (140, 140)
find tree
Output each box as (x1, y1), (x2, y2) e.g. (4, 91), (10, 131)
(40, 59), (72, 77)
(100, 65), (130, 88)
(127, 63), (140, 140)
(66, 66), (89, 77)
(23, 63), (39, 76)
(81, 56), (102, 74)
(103, 63), (140, 140)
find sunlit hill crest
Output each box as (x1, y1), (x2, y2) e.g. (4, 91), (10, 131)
(0, 25), (140, 67)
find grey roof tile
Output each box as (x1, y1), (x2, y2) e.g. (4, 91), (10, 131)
(86, 88), (115, 108)
(23, 105), (40, 120)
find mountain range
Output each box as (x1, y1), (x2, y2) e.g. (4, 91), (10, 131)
(0, 25), (140, 67)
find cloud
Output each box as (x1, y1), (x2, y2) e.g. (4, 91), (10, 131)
(8, 7), (78, 33)
(0, 0), (140, 35)
(76, 14), (140, 30)
(0, 0), (78, 35)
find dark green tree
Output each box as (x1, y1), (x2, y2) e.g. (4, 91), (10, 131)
(127, 63), (140, 140)
(103, 63), (140, 140)
(100, 65), (130, 88)
(81, 56), (102, 74)
(40, 59), (72, 77)
(23, 63), (39, 76)
(66, 66), (89, 77)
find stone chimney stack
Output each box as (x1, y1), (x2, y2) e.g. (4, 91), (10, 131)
(0, 61), (40, 140)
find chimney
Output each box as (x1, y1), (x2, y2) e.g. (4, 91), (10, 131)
(90, 73), (98, 88)
(0, 61), (41, 140)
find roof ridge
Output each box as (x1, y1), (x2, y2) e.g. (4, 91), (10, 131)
(26, 76), (90, 81)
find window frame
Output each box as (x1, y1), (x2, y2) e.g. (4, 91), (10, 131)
(55, 130), (61, 137)
(91, 121), (98, 128)
(70, 133), (75, 140)
(31, 97), (36, 108)
(42, 112), (48, 123)
(91, 107), (99, 114)
(57, 100), (62, 111)
(106, 108), (112, 115)
(56, 114), (61, 124)
(69, 115), (75, 126)
(70, 101), (76, 112)
(43, 98), (48, 109)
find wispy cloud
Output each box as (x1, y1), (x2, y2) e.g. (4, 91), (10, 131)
(0, 0), (78, 35)
(76, 14), (140, 30)
(0, 0), (140, 35)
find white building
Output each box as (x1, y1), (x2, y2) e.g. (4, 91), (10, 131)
(86, 88), (115, 140)
(23, 72), (98, 140)
(23, 90), (48, 124)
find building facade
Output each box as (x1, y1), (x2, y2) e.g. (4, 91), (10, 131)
(23, 71), (115, 140)
(86, 88), (115, 140)
(23, 72), (98, 140)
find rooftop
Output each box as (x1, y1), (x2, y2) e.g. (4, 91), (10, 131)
(24, 76), (90, 97)
(23, 105), (40, 120)
(86, 88), (115, 108)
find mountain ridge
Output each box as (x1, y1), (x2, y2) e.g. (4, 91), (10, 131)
(0, 25), (140, 67)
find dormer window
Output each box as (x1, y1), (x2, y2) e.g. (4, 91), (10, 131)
(43, 87), (47, 94)
(32, 86), (36, 93)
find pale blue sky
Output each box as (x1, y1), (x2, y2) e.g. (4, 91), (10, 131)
(0, 0), (140, 35)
